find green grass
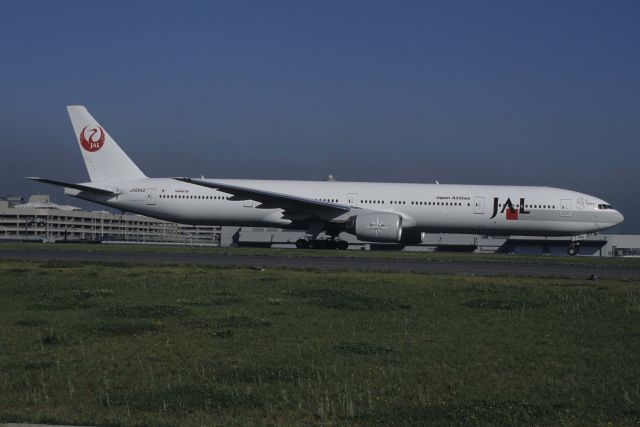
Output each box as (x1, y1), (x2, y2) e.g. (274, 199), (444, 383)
(2, 241), (640, 267)
(0, 260), (639, 426)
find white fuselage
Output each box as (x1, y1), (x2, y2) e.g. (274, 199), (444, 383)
(67, 178), (624, 237)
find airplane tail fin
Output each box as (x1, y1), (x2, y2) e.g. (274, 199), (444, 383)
(67, 105), (146, 182)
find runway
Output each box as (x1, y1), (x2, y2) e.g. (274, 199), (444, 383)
(1, 247), (640, 279)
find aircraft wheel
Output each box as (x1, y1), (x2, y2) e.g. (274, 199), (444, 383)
(295, 239), (309, 249)
(567, 246), (577, 256)
(337, 240), (349, 250)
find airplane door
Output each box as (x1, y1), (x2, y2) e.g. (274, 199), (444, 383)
(560, 199), (571, 216)
(146, 188), (156, 205)
(474, 196), (484, 214)
(347, 193), (358, 207)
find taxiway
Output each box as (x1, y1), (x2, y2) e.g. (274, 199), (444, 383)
(1, 248), (639, 279)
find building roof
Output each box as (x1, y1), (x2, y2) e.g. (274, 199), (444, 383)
(13, 195), (81, 211)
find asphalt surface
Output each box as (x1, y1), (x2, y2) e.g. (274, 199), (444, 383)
(1, 248), (640, 279)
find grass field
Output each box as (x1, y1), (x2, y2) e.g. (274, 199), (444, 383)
(0, 260), (639, 426)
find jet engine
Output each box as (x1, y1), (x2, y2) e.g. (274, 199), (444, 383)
(351, 212), (403, 243)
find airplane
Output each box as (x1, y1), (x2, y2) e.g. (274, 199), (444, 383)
(29, 106), (624, 255)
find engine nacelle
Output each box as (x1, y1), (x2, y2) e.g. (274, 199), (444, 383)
(352, 212), (403, 243)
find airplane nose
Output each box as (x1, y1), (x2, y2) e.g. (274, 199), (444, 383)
(597, 209), (624, 231)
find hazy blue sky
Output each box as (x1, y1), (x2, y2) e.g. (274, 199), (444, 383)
(1, 1), (638, 232)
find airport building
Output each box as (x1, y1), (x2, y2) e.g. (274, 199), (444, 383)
(1, 194), (638, 256)
(0, 195), (220, 245)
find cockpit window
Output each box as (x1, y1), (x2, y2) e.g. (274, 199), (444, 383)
(597, 204), (613, 210)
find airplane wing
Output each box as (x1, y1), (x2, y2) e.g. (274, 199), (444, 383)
(26, 177), (119, 196)
(173, 178), (353, 213)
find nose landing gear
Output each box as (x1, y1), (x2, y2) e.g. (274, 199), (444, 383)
(567, 241), (580, 256)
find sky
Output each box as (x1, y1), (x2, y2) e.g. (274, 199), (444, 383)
(0, 1), (638, 232)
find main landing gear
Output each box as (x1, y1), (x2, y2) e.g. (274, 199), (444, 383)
(297, 220), (348, 250)
(567, 241), (580, 256)
(295, 237), (349, 250)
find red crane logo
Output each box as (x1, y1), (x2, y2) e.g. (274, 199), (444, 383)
(80, 125), (105, 152)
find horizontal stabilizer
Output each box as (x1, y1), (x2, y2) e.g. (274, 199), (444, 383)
(26, 177), (119, 196)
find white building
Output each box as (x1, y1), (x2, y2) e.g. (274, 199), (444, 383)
(0, 195), (220, 245)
